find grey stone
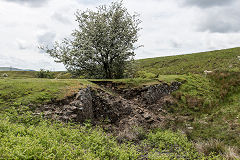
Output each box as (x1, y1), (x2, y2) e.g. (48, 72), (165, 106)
(74, 87), (94, 122)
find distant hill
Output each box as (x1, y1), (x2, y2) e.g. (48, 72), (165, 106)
(0, 67), (35, 71)
(137, 47), (240, 75)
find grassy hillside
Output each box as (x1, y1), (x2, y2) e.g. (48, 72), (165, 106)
(137, 47), (240, 75)
(0, 78), (220, 159)
(0, 67), (22, 71)
(158, 72), (240, 157)
(0, 67), (34, 71)
(0, 79), (138, 159)
(0, 71), (72, 79)
(1, 47), (240, 159)
(0, 71), (37, 78)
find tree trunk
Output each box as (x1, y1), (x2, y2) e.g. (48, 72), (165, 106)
(108, 68), (112, 79)
(103, 63), (112, 79)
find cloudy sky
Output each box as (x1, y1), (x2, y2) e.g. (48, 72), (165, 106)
(0, 0), (240, 71)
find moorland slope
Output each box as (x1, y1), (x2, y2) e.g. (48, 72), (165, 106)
(1, 48), (240, 159)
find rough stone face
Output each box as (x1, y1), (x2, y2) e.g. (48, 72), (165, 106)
(91, 89), (132, 123)
(37, 87), (94, 122)
(141, 82), (181, 104)
(37, 81), (182, 140)
(115, 82), (181, 103)
(71, 87), (93, 122)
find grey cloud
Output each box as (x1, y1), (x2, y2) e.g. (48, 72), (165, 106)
(18, 43), (27, 50)
(76, 0), (111, 5)
(37, 32), (56, 48)
(17, 42), (27, 50)
(77, 0), (95, 4)
(16, 39), (29, 50)
(199, 21), (240, 33)
(170, 40), (182, 48)
(0, 55), (30, 69)
(51, 13), (71, 24)
(4, 0), (49, 7)
(198, 9), (240, 33)
(183, 0), (235, 8)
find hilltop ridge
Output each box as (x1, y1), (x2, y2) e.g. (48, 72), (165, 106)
(137, 47), (240, 75)
(0, 67), (34, 71)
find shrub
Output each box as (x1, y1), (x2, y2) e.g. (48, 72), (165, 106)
(195, 139), (226, 156)
(195, 139), (240, 159)
(0, 118), (140, 159)
(145, 129), (221, 159)
(36, 69), (54, 79)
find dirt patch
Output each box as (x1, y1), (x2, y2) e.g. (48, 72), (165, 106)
(36, 81), (181, 141)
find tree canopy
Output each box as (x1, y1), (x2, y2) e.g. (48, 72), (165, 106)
(44, 1), (142, 79)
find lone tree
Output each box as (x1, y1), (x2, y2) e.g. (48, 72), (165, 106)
(44, 1), (141, 79)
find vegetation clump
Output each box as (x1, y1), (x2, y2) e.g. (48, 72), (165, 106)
(36, 69), (54, 79)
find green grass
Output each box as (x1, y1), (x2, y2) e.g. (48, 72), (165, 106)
(0, 71), (37, 78)
(3, 47), (240, 159)
(188, 92), (240, 154)
(0, 78), (139, 159)
(135, 48), (240, 149)
(170, 74), (219, 114)
(137, 47), (240, 75)
(161, 72), (240, 153)
(0, 78), (219, 159)
(0, 79), (90, 108)
(0, 71), (71, 79)
(144, 129), (220, 160)
(0, 117), (140, 159)
(190, 72), (240, 147)
(0, 116), (220, 159)
(89, 72), (240, 155)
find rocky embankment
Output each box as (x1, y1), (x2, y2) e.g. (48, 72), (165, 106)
(37, 81), (181, 140)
